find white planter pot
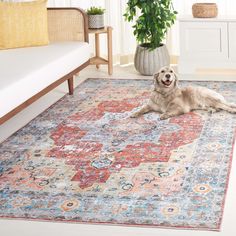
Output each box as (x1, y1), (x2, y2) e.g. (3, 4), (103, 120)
(88, 15), (104, 29)
(134, 44), (170, 75)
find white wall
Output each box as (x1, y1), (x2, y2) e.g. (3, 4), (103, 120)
(47, 0), (103, 9)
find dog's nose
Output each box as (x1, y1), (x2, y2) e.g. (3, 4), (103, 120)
(165, 74), (171, 79)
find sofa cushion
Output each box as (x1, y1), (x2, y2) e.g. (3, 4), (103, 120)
(0, 41), (90, 117)
(0, 0), (49, 50)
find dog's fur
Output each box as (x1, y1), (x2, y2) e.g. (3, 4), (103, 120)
(131, 66), (236, 120)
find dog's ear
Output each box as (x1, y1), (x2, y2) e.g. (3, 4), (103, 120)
(154, 72), (160, 81)
(153, 72), (160, 86)
(173, 71), (179, 87)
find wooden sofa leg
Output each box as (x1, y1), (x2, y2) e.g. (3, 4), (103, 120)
(67, 77), (74, 95)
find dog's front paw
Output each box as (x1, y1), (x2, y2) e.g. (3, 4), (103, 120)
(159, 113), (169, 120)
(130, 113), (139, 118)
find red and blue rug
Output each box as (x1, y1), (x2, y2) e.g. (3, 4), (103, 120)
(0, 78), (235, 231)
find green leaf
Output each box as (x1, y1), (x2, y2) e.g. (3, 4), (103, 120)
(124, 0), (177, 49)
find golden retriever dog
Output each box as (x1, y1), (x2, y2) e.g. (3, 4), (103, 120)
(131, 66), (236, 120)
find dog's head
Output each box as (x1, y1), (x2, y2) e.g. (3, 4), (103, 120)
(153, 66), (178, 91)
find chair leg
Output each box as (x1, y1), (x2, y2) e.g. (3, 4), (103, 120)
(67, 77), (74, 95)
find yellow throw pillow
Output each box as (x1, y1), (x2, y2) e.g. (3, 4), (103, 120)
(0, 0), (49, 50)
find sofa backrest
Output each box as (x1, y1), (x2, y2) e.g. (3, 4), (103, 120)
(47, 8), (89, 43)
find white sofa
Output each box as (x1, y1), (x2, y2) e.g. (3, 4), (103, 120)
(0, 8), (90, 125)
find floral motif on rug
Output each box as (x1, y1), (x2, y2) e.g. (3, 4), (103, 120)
(0, 79), (235, 231)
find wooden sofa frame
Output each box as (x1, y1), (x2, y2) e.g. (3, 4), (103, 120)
(0, 8), (89, 125)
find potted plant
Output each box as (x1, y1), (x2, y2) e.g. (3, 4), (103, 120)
(87, 6), (105, 29)
(124, 0), (177, 75)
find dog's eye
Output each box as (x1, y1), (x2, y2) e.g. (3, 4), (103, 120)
(161, 70), (165, 73)
(170, 70), (173, 73)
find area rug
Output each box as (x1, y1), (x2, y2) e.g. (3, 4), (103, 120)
(0, 79), (235, 231)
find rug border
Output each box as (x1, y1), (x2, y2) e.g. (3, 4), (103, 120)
(1, 78), (235, 232)
(216, 128), (236, 230)
(0, 215), (220, 232)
